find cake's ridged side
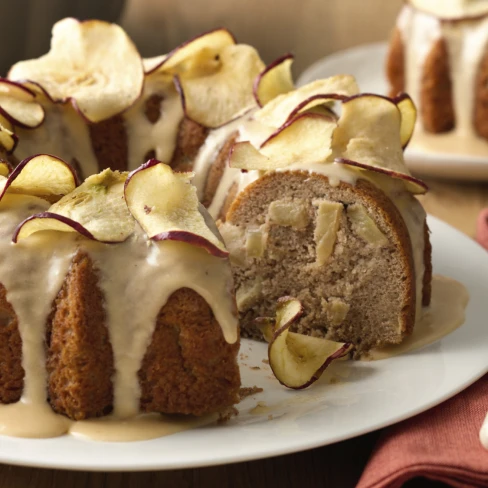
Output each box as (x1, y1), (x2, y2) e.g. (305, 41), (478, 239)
(474, 48), (488, 140)
(202, 132), (238, 208)
(170, 118), (209, 172)
(46, 251), (114, 421)
(89, 115), (129, 173)
(420, 38), (455, 133)
(225, 172), (417, 352)
(386, 28), (405, 97)
(0, 284), (23, 403)
(422, 221), (432, 307)
(138, 287), (241, 416)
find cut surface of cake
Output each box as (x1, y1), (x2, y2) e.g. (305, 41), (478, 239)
(218, 88), (431, 354)
(0, 156), (239, 432)
(386, 0), (488, 150)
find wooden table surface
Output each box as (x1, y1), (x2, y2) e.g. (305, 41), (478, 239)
(1, 177), (487, 488)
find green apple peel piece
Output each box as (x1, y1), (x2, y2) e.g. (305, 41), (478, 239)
(259, 297), (353, 389)
(124, 160), (228, 257)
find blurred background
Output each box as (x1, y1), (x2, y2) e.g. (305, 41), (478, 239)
(0, 0), (402, 77)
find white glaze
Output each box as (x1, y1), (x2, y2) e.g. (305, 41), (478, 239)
(367, 275), (468, 360)
(124, 73), (184, 169)
(0, 191), (237, 438)
(397, 4), (488, 152)
(15, 102), (99, 179)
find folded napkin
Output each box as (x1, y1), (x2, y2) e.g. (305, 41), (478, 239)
(356, 210), (488, 488)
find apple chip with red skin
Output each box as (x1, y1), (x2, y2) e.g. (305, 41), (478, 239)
(253, 54), (295, 107)
(394, 93), (417, 149)
(0, 79), (45, 129)
(0, 154), (77, 203)
(258, 297), (353, 389)
(254, 75), (359, 129)
(175, 43), (265, 128)
(8, 18), (144, 123)
(230, 113), (337, 171)
(124, 160), (228, 257)
(14, 169), (134, 243)
(332, 94), (427, 194)
(148, 28), (236, 75)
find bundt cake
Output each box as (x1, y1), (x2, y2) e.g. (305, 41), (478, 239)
(0, 156), (240, 433)
(386, 0), (488, 148)
(0, 19), (433, 417)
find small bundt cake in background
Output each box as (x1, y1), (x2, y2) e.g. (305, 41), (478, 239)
(0, 156), (239, 422)
(386, 0), (488, 143)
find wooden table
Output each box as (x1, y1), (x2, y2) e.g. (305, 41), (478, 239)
(1, 178), (487, 488)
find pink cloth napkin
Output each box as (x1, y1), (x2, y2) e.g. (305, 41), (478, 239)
(356, 210), (488, 488)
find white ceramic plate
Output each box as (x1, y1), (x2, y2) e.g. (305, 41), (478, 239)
(298, 43), (488, 180)
(0, 215), (487, 472)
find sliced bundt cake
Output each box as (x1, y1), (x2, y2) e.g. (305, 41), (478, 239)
(216, 85), (431, 354)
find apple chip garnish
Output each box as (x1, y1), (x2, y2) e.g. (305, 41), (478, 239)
(333, 94), (427, 194)
(8, 18), (144, 123)
(124, 160), (228, 257)
(230, 113), (336, 171)
(148, 28), (236, 75)
(0, 79), (45, 129)
(175, 44), (265, 128)
(0, 154), (77, 203)
(394, 93), (417, 149)
(0, 123), (18, 153)
(253, 54), (295, 107)
(14, 169), (134, 243)
(0, 161), (11, 177)
(254, 75), (359, 129)
(257, 297), (353, 389)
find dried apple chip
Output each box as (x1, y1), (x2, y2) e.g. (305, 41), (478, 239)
(0, 154), (77, 203)
(8, 18), (144, 123)
(14, 169), (134, 243)
(394, 93), (417, 149)
(0, 80), (45, 129)
(254, 75), (359, 129)
(333, 94), (427, 194)
(0, 123), (18, 154)
(175, 43), (264, 128)
(230, 113), (336, 170)
(124, 160), (228, 257)
(149, 28), (236, 75)
(259, 297), (353, 389)
(253, 54), (295, 107)
(0, 160), (11, 177)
